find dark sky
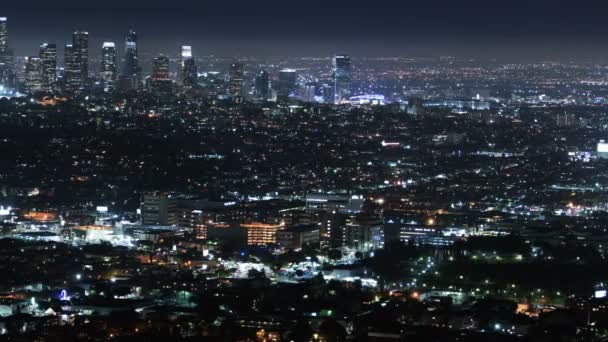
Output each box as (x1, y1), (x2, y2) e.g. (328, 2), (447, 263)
(4, 0), (608, 60)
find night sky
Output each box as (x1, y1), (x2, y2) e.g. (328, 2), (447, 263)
(4, 0), (608, 60)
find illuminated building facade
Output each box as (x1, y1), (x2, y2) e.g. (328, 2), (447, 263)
(151, 55), (172, 95)
(228, 62), (244, 98)
(242, 222), (282, 246)
(24, 57), (43, 93)
(120, 29), (141, 90)
(180, 46), (197, 88)
(0, 17), (15, 90)
(333, 54), (351, 104)
(100, 42), (117, 92)
(39, 43), (57, 91)
(72, 30), (88, 87)
(255, 69), (270, 100)
(277, 69), (296, 102)
(0, 17), (7, 53)
(153, 55), (170, 80)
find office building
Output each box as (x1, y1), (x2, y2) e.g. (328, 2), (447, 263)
(152, 55), (170, 80)
(63, 31), (88, 92)
(333, 54), (351, 104)
(119, 29), (141, 91)
(72, 30), (89, 86)
(0, 17), (7, 53)
(228, 62), (244, 98)
(63, 44), (78, 91)
(23, 57), (43, 93)
(277, 68), (297, 102)
(242, 222), (283, 246)
(180, 45), (197, 88)
(255, 70), (270, 100)
(0, 17), (15, 90)
(100, 42), (116, 92)
(142, 193), (177, 226)
(39, 43), (57, 91)
(151, 55), (173, 95)
(276, 224), (320, 250)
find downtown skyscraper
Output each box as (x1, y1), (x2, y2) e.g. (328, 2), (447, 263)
(151, 55), (173, 95)
(64, 30), (89, 92)
(180, 46), (197, 88)
(39, 43), (57, 91)
(24, 56), (43, 93)
(0, 17), (7, 53)
(101, 42), (117, 92)
(228, 62), (244, 98)
(277, 68), (297, 102)
(120, 29), (141, 91)
(0, 17), (15, 91)
(333, 55), (352, 104)
(255, 70), (270, 101)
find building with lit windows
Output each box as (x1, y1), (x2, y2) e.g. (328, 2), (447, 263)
(180, 46), (197, 88)
(255, 70), (270, 100)
(277, 69), (296, 102)
(24, 57), (43, 93)
(100, 42), (116, 92)
(72, 30), (88, 87)
(150, 55), (172, 95)
(142, 193), (177, 226)
(333, 54), (351, 104)
(242, 222), (283, 246)
(0, 17), (15, 90)
(229, 62), (244, 98)
(119, 29), (141, 91)
(39, 43), (57, 91)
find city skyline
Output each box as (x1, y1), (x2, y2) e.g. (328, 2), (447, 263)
(3, 2), (608, 341)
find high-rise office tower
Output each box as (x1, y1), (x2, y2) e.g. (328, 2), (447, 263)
(255, 70), (270, 100)
(152, 55), (170, 80)
(101, 42), (117, 92)
(0, 17), (7, 53)
(228, 62), (244, 98)
(63, 44), (79, 91)
(180, 46), (197, 88)
(39, 43), (57, 91)
(24, 57), (43, 93)
(322, 83), (334, 104)
(72, 30), (89, 88)
(151, 55), (172, 95)
(277, 68), (297, 102)
(0, 17), (15, 90)
(333, 54), (352, 104)
(121, 29), (141, 90)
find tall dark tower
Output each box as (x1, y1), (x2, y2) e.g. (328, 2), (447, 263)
(72, 30), (89, 88)
(121, 29), (141, 90)
(64, 44), (79, 91)
(39, 43), (57, 91)
(0, 17), (15, 90)
(255, 70), (270, 100)
(228, 62), (244, 98)
(0, 17), (7, 53)
(151, 55), (172, 96)
(333, 54), (352, 104)
(101, 42), (117, 92)
(277, 69), (297, 102)
(180, 46), (197, 88)
(153, 55), (170, 81)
